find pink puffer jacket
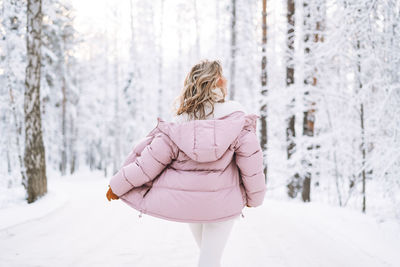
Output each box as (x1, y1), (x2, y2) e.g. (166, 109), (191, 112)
(109, 109), (267, 223)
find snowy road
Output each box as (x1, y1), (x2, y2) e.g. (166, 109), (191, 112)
(0, 171), (399, 267)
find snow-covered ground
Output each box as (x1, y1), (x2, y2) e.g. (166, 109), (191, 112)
(0, 170), (399, 267)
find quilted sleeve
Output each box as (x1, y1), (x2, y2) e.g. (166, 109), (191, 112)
(121, 135), (155, 167)
(234, 128), (267, 207)
(109, 132), (178, 197)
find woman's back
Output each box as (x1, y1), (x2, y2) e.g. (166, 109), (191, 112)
(109, 59), (266, 223)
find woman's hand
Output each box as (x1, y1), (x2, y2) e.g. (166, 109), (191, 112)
(106, 185), (119, 201)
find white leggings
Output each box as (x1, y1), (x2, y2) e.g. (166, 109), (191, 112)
(187, 217), (237, 267)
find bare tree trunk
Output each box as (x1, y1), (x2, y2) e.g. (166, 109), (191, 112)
(24, 0), (47, 203)
(360, 101), (366, 213)
(69, 112), (77, 174)
(260, 0), (268, 180)
(6, 146), (11, 174)
(229, 0), (236, 100)
(300, 0), (325, 202)
(60, 29), (69, 176)
(286, 0), (297, 198)
(356, 37), (367, 213)
(60, 61), (67, 175)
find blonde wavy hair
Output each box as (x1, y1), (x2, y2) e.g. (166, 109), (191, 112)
(172, 59), (226, 120)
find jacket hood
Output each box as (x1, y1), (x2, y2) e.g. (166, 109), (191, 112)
(152, 111), (259, 163)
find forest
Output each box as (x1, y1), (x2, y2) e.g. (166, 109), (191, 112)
(1, 0), (400, 266)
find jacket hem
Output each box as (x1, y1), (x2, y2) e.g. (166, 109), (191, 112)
(142, 209), (243, 223)
(120, 197), (243, 223)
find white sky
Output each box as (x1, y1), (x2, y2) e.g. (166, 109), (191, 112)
(70, 0), (218, 63)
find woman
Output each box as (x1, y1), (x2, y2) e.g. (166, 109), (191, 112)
(106, 59), (267, 267)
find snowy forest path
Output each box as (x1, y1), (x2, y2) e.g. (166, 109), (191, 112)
(0, 171), (399, 267)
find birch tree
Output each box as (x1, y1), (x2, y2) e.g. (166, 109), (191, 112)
(24, 0), (47, 203)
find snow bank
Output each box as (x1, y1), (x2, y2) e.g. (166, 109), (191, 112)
(0, 176), (68, 231)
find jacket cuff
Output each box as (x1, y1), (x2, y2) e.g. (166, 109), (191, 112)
(109, 168), (135, 197)
(246, 187), (267, 207)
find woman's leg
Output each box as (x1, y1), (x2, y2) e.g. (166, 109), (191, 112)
(188, 222), (203, 248)
(197, 218), (236, 267)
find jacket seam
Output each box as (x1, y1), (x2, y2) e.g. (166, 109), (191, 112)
(213, 120), (218, 159)
(155, 126), (179, 160)
(248, 187), (267, 194)
(157, 135), (176, 164)
(242, 169), (264, 178)
(136, 160), (152, 183)
(167, 167), (227, 172)
(122, 167), (136, 187)
(234, 130), (248, 151)
(168, 156), (234, 172)
(151, 183), (238, 192)
(238, 148), (260, 158)
(147, 145), (168, 167)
